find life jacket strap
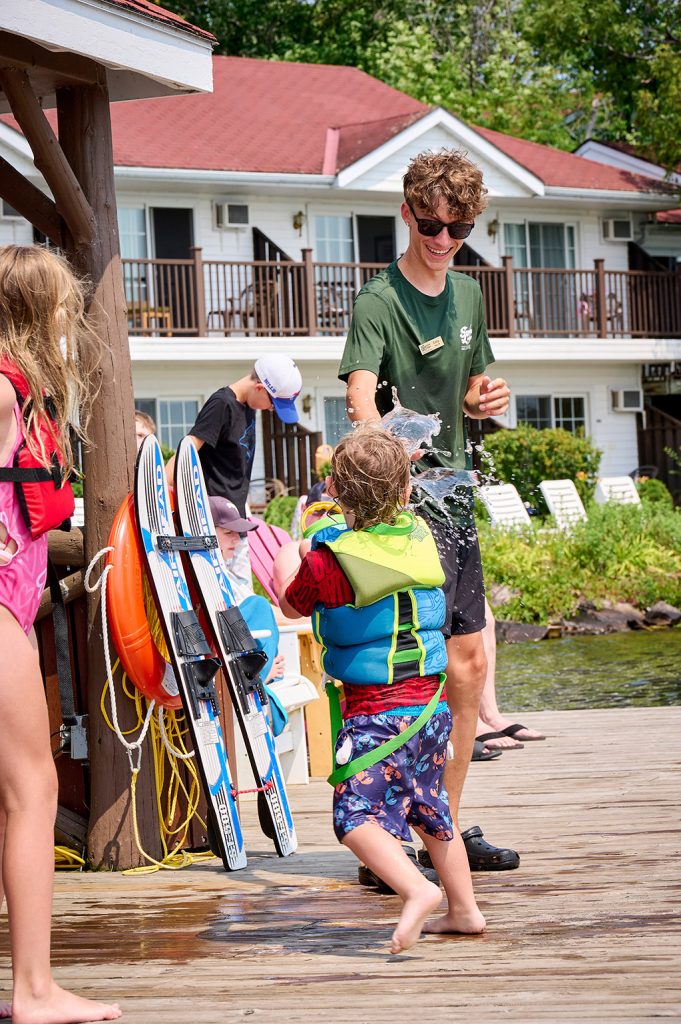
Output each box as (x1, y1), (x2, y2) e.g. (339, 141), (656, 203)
(325, 673), (446, 787)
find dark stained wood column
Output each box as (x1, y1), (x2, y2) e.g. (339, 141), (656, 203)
(56, 73), (161, 868)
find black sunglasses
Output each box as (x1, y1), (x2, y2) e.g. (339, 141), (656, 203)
(408, 205), (474, 240)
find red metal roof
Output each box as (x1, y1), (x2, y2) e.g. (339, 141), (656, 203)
(104, 57), (427, 174)
(98, 0), (215, 41)
(475, 125), (671, 194)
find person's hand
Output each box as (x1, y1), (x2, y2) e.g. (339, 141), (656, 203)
(298, 538), (312, 557)
(478, 376), (510, 417)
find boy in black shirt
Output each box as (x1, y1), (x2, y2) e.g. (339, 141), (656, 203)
(166, 355), (301, 514)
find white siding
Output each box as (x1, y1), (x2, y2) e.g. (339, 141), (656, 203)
(344, 123), (533, 199)
(492, 359), (641, 475)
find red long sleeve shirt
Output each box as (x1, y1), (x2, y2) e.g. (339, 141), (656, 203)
(285, 547), (441, 717)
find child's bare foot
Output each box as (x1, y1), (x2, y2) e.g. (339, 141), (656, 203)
(422, 907), (486, 936)
(390, 881), (442, 954)
(0, 1003), (11, 1019)
(13, 982), (122, 1024)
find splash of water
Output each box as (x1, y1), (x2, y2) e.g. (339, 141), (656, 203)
(412, 467), (478, 504)
(380, 387), (442, 456)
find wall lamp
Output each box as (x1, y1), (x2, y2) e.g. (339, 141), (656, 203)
(487, 218), (499, 240)
(301, 393), (313, 415)
(292, 210), (305, 235)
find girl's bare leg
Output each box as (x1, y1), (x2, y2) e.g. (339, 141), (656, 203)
(342, 822), (441, 953)
(417, 829), (486, 935)
(0, 606), (122, 1024)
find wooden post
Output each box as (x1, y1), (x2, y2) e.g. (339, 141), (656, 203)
(191, 246), (207, 336)
(302, 248), (317, 335)
(501, 255), (515, 338)
(56, 77), (162, 869)
(594, 259), (607, 338)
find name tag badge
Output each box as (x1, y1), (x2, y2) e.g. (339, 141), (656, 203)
(419, 336), (444, 356)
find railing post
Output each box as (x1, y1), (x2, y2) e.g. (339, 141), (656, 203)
(594, 259), (607, 338)
(191, 246), (207, 336)
(302, 247), (317, 335)
(502, 255), (515, 338)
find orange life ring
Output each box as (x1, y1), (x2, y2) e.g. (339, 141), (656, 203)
(106, 493), (182, 709)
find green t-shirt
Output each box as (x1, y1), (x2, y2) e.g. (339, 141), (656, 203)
(339, 261), (495, 522)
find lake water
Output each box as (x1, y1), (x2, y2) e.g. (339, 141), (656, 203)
(496, 627), (681, 710)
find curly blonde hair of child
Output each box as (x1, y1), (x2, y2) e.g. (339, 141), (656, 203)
(331, 425), (411, 531)
(403, 149), (488, 222)
(0, 245), (100, 476)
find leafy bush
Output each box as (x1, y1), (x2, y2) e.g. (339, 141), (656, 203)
(317, 460), (332, 481)
(479, 502), (681, 623)
(263, 495), (298, 533)
(636, 477), (673, 508)
(481, 425), (602, 513)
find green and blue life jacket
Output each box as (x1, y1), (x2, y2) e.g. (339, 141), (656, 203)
(310, 510), (447, 686)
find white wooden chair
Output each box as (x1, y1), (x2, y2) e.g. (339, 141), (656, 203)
(478, 483), (532, 528)
(594, 476), (641, 506)
(539, 479), (587, 530)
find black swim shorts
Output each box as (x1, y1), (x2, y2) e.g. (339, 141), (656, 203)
(424, 516), (486, 637)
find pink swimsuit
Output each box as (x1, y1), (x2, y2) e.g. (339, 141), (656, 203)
(0, 403), (48, 634)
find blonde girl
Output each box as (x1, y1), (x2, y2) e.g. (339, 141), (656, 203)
(0, 245), (121, 1023)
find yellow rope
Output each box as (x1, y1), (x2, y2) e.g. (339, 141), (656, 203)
(55, 667), (217, 874)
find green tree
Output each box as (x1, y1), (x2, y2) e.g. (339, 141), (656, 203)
(156, 0), (681, 169)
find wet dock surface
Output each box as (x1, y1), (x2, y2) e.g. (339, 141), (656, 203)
(2, 706), (680, 1022)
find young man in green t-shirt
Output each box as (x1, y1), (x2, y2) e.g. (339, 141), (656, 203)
(339, 148), (516, 875)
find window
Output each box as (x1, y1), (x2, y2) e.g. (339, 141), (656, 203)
(118, 207), (148, 260)
(516, 395), (551, 430)
(554, 396), (586, 432)
(315, 215), (354, 263)
(323, 396), (349, 447)
(135, 398), (199, 450)
(515, 394), (586, 434)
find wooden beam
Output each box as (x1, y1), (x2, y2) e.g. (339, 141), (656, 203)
(56, 80), (162, 869)
(0, 30), (99, 87)
(0, 155), (63, 246)
(0, 68), (95, 245)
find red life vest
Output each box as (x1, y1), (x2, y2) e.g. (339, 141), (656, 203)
(0, 358), (75, 537)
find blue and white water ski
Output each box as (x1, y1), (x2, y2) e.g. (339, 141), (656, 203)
(134, 434), (247, 871)
(174, 436), (297, 857)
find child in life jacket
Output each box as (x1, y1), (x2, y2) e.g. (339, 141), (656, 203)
(274, 425), (485, 954)
(0, 245), (121, 1024)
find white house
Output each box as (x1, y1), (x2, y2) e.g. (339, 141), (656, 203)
(1, 56), (679, 491)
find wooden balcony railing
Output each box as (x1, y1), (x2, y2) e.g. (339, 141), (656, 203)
(122, 249), (681, 340)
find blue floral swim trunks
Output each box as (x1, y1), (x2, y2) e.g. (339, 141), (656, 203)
(332, 708), (454, 844)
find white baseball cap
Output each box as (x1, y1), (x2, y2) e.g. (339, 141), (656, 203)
(254, 356), (302, 424)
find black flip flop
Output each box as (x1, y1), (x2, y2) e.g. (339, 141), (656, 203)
(471, 739), (502, 761)
(476, 731), (524, 750)
(501, 723), (545, 741)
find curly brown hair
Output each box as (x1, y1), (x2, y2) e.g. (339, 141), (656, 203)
(403, 149), (488, 221)
(331, 425), (411, 531)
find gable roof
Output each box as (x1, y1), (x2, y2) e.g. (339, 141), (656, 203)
(106, 57), (428, 174)
(475, 126), (673, 194)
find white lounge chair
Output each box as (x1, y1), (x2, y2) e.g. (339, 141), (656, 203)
(539, 479), (587, 530)
(594, 476), (641, 506)
(478, 483), (532, 528)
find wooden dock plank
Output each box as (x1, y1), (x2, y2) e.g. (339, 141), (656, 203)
(1, 706), (679, 1022)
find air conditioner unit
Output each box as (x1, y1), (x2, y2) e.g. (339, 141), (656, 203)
(610, 388), (644, 412)
(214, 201), (249, 230)
(601, 217), (633, 242)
